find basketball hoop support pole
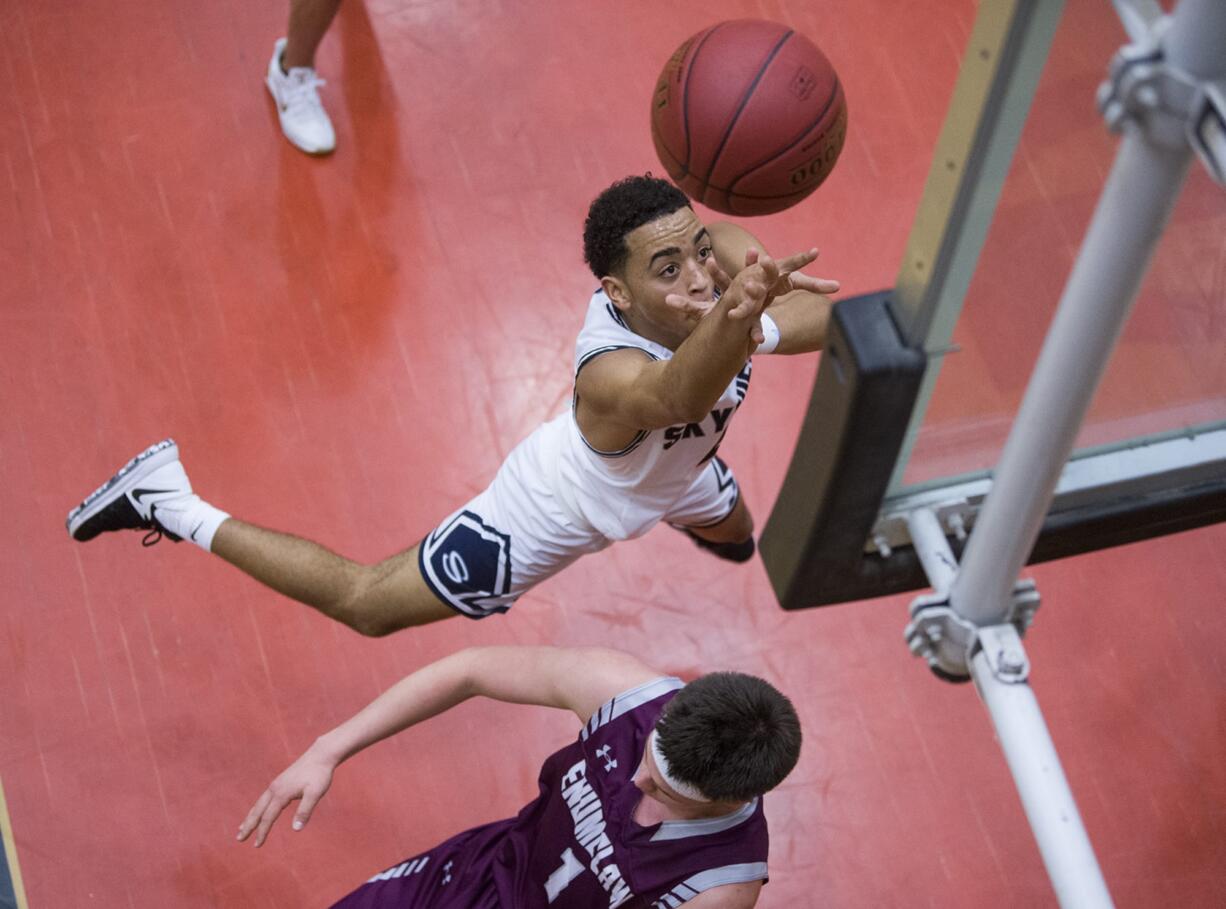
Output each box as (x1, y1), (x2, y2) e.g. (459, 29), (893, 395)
(907, 507), (1112, 906)
(904, 1), (1226, 906)
(970, 643), (1115, 907)
(950, 0), (1224, 626)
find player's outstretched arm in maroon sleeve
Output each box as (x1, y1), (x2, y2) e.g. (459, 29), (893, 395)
(236, 646), (662, 847)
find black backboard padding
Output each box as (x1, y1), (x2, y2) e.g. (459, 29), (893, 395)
(772, 471), (1226, 609)
(807, 478), (1226, 608)
(759, 291), (926, 611)
(1030, 479), (1226, 563)
(759, 290), (1226, 611)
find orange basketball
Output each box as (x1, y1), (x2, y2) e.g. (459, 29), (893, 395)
(651, 19), (848, 216)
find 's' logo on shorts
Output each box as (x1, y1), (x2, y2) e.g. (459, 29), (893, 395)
(421, 510), (513, 618)
(442, 551), (470, 585)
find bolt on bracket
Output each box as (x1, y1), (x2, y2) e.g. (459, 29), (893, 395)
(1097, 12), (1226, 183)
(904, 579), (1040, 683)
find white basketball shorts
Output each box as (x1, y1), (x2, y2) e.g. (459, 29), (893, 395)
(418, 443), (740, 619)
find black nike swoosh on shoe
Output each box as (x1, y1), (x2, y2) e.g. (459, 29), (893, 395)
(190, 522), (203, 542)
(132, 487), (176, 503)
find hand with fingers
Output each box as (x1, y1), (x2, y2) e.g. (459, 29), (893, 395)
(666, 246), (839, 322)
(736, 247), (840, 307)
(724, 254), (778, 346)
(237, 747), (336, 848)
(663, 252), (774, 349)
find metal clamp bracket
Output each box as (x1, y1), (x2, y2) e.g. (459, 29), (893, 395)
(977, 622), (1031, 683)
(904, 579), (1040, 682)
(1098, 16), (1226, 182)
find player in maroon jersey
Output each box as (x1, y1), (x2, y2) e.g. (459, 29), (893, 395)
(238, 645), (801, 907)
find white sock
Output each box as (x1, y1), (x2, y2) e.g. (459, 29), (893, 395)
(152, 494), (230, 552)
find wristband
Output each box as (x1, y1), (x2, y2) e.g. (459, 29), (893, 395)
(756, 312), (781, 354)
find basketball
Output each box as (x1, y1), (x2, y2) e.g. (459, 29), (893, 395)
(651, 19), (848, 216)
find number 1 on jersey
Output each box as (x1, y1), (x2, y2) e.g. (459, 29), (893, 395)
(544, 847), (586, 902)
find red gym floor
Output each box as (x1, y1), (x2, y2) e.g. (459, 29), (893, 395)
(2, 1), (1224, 907)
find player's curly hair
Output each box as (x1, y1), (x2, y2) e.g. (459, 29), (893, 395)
(583, 175), (692, 279)
(654, 672), (802, 803)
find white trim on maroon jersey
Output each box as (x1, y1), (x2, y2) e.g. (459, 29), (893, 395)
(649, 799), (759, 842)
(581, 676), (683, 741)
(650, 862), (770, 907)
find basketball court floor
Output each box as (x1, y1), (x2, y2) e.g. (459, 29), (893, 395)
(2, 0), (1224, 906)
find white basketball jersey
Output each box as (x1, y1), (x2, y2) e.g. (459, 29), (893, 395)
(544, 289), (751, 541)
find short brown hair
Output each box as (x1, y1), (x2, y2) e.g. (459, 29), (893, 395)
(654, 672), (802, 802)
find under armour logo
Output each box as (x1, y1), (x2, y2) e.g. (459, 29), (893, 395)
(442, 860), (453, 886)
(442, 551), (469, 585)
(596, 744), (618, 773)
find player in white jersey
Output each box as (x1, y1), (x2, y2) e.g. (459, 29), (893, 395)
(66, 176), (838, 632)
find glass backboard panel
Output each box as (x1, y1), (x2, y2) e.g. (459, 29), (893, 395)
(900, 1), (1226, 489)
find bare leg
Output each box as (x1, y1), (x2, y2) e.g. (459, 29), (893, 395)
(211, 519), (456, 636)
(688, 495), (754, 544)
(283, 0), (343, 70)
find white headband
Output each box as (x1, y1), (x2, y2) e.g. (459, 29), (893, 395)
(649, 730), (712, 803)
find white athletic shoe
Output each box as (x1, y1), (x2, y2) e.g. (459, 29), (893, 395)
(265, 37), (336, 155)
(67, 440), (192, 545)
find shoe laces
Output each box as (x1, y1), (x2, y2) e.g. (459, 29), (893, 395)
(143, 504), (166, 546)
(281, 68), (327, 114)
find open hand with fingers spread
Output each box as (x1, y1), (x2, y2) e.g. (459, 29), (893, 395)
(734, 247), (840, 311)
(718, 251), (780, 323)
(237, 745), (337, 848)
(665, 246), (839, 321)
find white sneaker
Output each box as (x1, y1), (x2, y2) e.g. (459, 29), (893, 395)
(67, 439), (192, 545)
(265, 37), (336, 155)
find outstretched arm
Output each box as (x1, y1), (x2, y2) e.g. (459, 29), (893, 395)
(577, 249), (805, 449)
(237, 646), (660, 846)
(706, 220), (837, 355)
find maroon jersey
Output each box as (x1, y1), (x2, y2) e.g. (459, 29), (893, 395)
(331, 677), (769, 908)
